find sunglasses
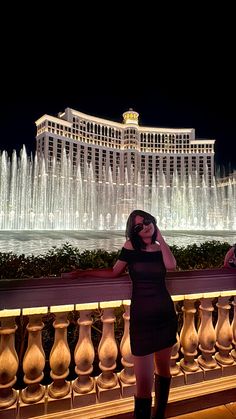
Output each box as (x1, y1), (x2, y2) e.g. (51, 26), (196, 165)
(133, 218), (152, 234)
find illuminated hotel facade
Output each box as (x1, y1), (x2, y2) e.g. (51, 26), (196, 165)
(35, 108), (215, 185)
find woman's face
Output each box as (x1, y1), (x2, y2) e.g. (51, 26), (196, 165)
(133, 215), (155, 238)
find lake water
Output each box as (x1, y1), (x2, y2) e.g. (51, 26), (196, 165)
(0, 230), (235, 256)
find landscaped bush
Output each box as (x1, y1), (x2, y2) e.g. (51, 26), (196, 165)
(171, 240), (231, 270)
(0, 240), (232, 280)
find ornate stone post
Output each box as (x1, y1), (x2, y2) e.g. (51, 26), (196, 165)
(215, 295), (234, 370)
(170, 300), (181, 376)
(72, 304), (97, 408)
(180, 298), (199, 371)
(96, 302), (121, 402)
(197, 294), (222, 379)
(0, 310), (19, 411)
(232, 295), (236, 361)
(170, 298), (185, 387)
(198, 296), (217, 369)
(48, 306), (73, 405)
(73, 309), (95, 394)
(21, 309), (46, 404)
(180, 297), (203, 383)
(119, 302), (136, 397)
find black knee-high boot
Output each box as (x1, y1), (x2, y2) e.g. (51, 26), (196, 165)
(134, 396), (152, 418)
(152, 374), (171, 419)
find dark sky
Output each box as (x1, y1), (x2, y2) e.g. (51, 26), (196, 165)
(1, 6), (235, 172)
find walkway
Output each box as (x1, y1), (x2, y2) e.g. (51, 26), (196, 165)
(169, 402), (236, 418)
(109, 402), (236, 418)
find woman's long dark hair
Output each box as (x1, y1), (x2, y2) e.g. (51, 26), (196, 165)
(125, 209), (158, 250)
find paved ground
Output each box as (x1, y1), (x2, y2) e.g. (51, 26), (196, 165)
(169, 402), (236, 418)
(108, 402), (236, 418)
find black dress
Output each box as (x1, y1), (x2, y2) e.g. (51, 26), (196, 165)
(119, 247), (178, 356)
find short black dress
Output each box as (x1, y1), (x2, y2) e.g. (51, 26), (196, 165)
(119, 247), (178, 356)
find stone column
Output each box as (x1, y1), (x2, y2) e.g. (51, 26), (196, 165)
(198, 297), (217, 369)
(48, 306), (73, 401)
(215, 295), (234, 369)
(232, 295), (236, 361)
(72, 304), (97, 408)
(0, 311), (19, 410)
(170, 299), (185, 387)
(21, 311), (46, 404)
(119, 302), (135, 397)
(197, 294), (223, 379)
(180, 298), (199, 371)
(180, 297), (203, 383)
(170, 300), (181, 376)
(96, 302), (121, 402)
(73, 309), (95, 394)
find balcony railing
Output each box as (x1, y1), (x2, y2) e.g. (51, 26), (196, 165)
(0, 268), (236, 419)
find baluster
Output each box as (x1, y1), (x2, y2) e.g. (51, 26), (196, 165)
(215, 295), (234, 367)
(232, 296), (236, 361)
(119, 303), (135, 397)
(48, 307), (72, 400)
(180, 297), (201, 383)
(169, 299), (185, 387)
(198, 297), (217, 369)
(72, 305), (97, 408)
(0, 312), (19, 410)
(96, 302), (121, 402)
(170, 300), (181, 376)
(21, 311), (46, 404)
(73, 309), (95, 394)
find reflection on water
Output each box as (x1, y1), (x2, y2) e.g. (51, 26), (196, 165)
(0, 230), (235, 256)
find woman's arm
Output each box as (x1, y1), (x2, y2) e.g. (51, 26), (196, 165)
(62, 259), (127, 278)
(224, 246), (236, 267)
(157, 229), (176, 271)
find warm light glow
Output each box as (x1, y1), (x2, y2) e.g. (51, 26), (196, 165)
(50, 304), (74, 312)
(99, 300), (122, 308)
(75, 302), (99, 310)
(171, 295), (185, 301)
(220, 290), (236, 297)
(184, 293), (204, 300)
(23, 307), (48, 315)
(203, 292), (221, 298)
(122, 109), (139, 125)
(122, 300), (131, 305)
(0, 308), (21, 317)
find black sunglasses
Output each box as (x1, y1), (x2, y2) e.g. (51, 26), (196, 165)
(133, 218), (152, 234)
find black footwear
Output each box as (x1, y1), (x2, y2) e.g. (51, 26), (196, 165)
(134, 396), (152, 418)
(152, 374), (171, 419)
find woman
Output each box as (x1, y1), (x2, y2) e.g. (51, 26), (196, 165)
(66, 210), (178, 419)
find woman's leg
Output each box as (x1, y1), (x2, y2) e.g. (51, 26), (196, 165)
(153, 347), (173, 418)
(133, 354), (154, 418)
(133, 353), (154, 397)
(154, 346), (172, 377)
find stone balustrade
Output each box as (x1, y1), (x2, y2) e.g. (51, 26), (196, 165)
(0, 268), (235, 418)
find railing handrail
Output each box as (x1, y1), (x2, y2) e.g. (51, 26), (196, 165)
(0, 268), (235, 310)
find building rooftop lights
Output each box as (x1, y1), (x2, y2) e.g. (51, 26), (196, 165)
(122, 108), (139, 125)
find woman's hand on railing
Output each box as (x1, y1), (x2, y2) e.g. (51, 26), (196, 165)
(61, 269), (87, 278)
(61, 266), (128, 279)
(61, 267), (114, 279)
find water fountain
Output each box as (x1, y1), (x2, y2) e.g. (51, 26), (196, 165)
(0, 146), (235, 231)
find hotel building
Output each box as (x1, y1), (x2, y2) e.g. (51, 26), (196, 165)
(35, 107), (215, 185)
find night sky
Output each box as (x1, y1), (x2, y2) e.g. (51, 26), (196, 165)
(1, 6), (235, 172)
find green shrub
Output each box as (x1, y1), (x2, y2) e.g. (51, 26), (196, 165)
(172, 240), (231, 270)
(0, 241), (232, 280)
